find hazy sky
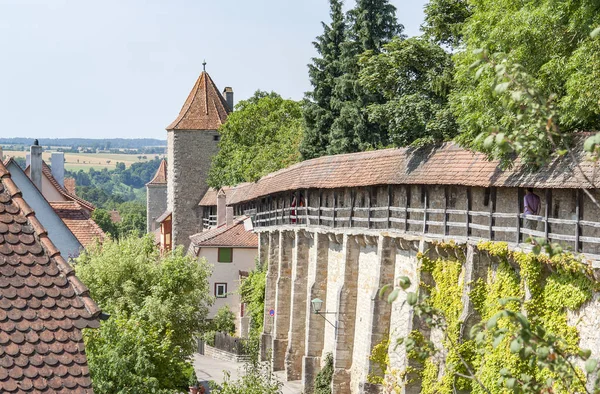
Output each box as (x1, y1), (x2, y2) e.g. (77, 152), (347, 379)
(0, 0), (427, 140)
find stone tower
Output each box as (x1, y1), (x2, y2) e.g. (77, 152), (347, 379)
(146, 159), (168, 233)
(166, 70), (232, 249)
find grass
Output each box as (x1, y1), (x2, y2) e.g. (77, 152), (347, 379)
(3, 150), (165, 171)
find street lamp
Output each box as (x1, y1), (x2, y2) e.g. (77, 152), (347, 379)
(311, 298), (337, 332)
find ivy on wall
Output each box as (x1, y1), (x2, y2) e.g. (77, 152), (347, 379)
(389, 241), (597, 393)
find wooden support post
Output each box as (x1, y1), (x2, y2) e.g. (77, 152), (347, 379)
(305, 189), (310, 226)
(294, 190), (300, 225)
(333, 191), (337, 228)
(422, 186), (428, 234)
(349, 189), (355, 228)
(489, 188), (496, 241)
(318, 190), (322, 226)
(516, 188), (523, 244)
(443, 186), (448, 236)
(367, 187), (372, 229)
(387, 185), (391, 229)
(575, 189), (582, 252)
(404, 185), (410, 232)
(544, 189), (551, 241)
(466, 187), (471, 238)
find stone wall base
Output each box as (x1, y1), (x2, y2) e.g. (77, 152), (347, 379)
(302, 356), (321, 394)
(204, 345), (250, 363)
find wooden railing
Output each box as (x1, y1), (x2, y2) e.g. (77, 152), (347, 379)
(203, 215), (217, 229)
(251, 191), (600, 259)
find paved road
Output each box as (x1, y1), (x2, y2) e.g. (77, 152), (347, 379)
(193, 353), (302, 394)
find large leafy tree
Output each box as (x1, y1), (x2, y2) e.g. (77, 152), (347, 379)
(422, 0), (471, 48)
(76, 236), (212, 393)
(208, 91), (303, 188)
(301, 0), (346, 160)
(359, 37), (457, 146)
(327, 0), (403, 155)
(451, 0), (600, 159)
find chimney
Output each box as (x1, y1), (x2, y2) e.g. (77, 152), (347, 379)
(30, 140), (43, 191)
(223, 87), (234, 112)
(51, 152), (65, 187)
(226, 206), (234, 227)
(217, 189), (227, 227)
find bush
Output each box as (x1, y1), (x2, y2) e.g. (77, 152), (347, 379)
(314, 353), (333, 394)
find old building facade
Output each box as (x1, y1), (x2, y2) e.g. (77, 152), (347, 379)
(198, 143), (600, 393)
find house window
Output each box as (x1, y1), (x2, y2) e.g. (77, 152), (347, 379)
(215, 283), (227, 298)
(218, 248), (233, 263)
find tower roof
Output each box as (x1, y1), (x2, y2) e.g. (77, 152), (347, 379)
(167, 71), (231, 131)
(146, 159), (168, 186)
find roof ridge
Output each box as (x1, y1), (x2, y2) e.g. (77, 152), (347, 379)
(146, 159), (168, 186)
(0, 161), (101, 320)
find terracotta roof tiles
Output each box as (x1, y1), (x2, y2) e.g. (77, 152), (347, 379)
(50, 202), (105, 248)
(0, 161), (100, 393)
(166, 71), (231, 131)
(146, 159), (167, 186)
(189, 218), (257, 248)
(200, 142), (600, 206)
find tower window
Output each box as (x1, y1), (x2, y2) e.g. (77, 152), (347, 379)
(213, 135), (220, 142)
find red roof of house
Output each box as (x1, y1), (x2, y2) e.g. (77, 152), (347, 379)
(199, 141), (600, 206)
(50, 201), (106, 248)
(0, 161), (100, 393)
(146, 159), (167, 186)
(166, 71), (231, 130)
(189, 218), (257, 249)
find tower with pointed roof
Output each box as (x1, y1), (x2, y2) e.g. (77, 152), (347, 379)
(146, 158), (168, 233)
(165, 69), (232, 249)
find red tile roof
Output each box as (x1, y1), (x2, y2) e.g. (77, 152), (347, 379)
(50, 202), (106, 248)
(146, 159), (167, 186)
(189, 218), (257, 248)
(0, 161), (100, 393)
(199, 142), (600, 206)
(166, 71), (231, 130)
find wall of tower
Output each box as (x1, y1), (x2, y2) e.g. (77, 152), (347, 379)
(146, 184), (167, 233)
(167, 129), (219, 249)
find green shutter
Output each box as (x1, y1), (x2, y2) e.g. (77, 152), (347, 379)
(218, 248), (233, 263)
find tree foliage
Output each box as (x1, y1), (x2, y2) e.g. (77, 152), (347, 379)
(76, 236), (212, 393)
(208, 91), (303, 189)
(359, 37), (457, 146)
(451, 0), (600, 152)
(422, 0), (471, 48)
(301, 0), (346, 160)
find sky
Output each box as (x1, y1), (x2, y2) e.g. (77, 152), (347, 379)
(0, 0), (427, 140)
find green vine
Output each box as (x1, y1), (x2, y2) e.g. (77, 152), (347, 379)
(367, 335), (390, 384)
(402, 241), (596, 393)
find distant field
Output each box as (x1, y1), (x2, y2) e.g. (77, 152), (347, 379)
(3, 150), (165, 171)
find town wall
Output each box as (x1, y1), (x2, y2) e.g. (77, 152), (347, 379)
(257, 226), (600, 394)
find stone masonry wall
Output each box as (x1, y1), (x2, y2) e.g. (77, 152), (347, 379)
(146, 184), (167, 233)
(167, 129), (219, 249)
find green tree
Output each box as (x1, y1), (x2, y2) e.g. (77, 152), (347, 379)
(328, 0), (403, 155)
(208, 91), (304, 189)
(76, 236), (212, 393)
(116, 201), (146, 238)
(359, 37), (457, 146)
(301, 0), (346, 160)
(451, 0), (600, 157)
(422, 0), (471, 48)
(91, 208), (118, 237)
(211, 305), (236, 335)
(239, 260), (266, 359)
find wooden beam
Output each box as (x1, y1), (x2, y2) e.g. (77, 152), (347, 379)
(294, 190), (300, 225)
(489, 188), (496, 240)
(333, 191), (337, 228)
(544, 189), (551, 241)
(405, 185), (410, 232)
(318, 190), (322, 226)
(387, 185), (392, 229)
(575, 189), (581, 252)
(367, 187), (372, 229)
(422, 186), (428, 234)
(516, 188), (523, 244)
(305, 189), (310, 226)
(443, 186), (448, 236)
(349, 189), (355, 228)
(466, 187), (471, 238)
